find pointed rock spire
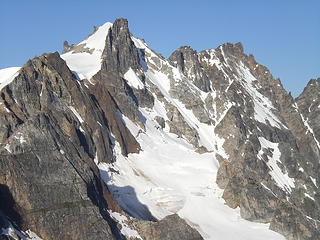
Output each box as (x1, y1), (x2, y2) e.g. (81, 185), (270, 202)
(101, 18), (141, 74)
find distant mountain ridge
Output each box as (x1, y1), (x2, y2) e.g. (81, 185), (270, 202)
(0, 18), (319, 240)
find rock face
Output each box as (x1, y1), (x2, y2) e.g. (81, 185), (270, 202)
(0, 18), (319, 240)
(168, 46), (210, 92)
(93, 18), (154, 128)
(296, 78), (320, 148)
(0, 19), (202, 240)
(197, 43), (320, 240)
(131, 214), (203, 240)
(0, 52), (122, 240)
(101, 18), (141, 74)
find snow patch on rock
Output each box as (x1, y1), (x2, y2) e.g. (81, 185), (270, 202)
(109, 211), (142, 239)
(69, 106), (84, 123)
(237, 63), (285, 129)
(258, 137), (295, 193)
(124, 68), (144, 89)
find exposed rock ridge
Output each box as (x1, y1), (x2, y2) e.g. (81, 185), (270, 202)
(93, 18), (154, 129)
(101, 18), (141, 74)
(168, 46), (211, 92)
(1, 17), (320, 240)
(0, 53), (122, 240)
(115, 26), (320, 239)
(0, 21), (203, 240)
(165, 41), (320, 239)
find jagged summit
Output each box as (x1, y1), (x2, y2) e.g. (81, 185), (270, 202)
(111, 18), (130, 35)
(0, 18), (319, 240)
(101, 18), (141, 74)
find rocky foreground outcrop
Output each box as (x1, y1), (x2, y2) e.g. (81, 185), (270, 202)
(0, 50), (201, 239)
(0, 18), (319, 240)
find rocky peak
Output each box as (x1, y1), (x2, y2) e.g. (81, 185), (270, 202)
(297, 78), (320, 102)
(92, 19), (154, 131)
(1, 18), (320, 240)
(62, 41), (70, 54)
(168, 46), (197, 72)
(168, 46), (211, 92)
(110, 18), (130, 37)
(101, 18), (141, 74)
(221, 42), (244, 56)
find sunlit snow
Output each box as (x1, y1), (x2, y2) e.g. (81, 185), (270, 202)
(61, 22), (112, 80)
(0, 67), (21, 90)
(236, 62), (285, 129)
(109, 210), (142, 239)
(68, 106), (84, 123)
(123, 68), (144, 89)
(99, 109), (284, 240)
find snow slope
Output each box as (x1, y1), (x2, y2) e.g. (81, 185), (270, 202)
(99, 107), (284, 240)
(0, 67), (21, 90)
(61, 22), (112, 80)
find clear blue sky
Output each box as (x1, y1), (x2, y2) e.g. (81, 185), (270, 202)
(1, 0), (319, 96)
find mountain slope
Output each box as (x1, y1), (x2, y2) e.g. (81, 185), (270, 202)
(0, 18), (319, 240)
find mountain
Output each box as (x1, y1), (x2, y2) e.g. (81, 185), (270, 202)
(0, 18), (319, 240)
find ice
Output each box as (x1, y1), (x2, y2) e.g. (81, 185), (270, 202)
(94, 152), (99, 164)
(1, 226), (14, 236)
(79, 22), (113, 51)
(99, 36), (284, 239)
(120, 113), (141, 138)
(200, 49), (222, 71)
(14, 135), (26, 144)
(144, 66), (218, 152)
(0, 20), (295, 240)
(61, 52), (102, 80)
